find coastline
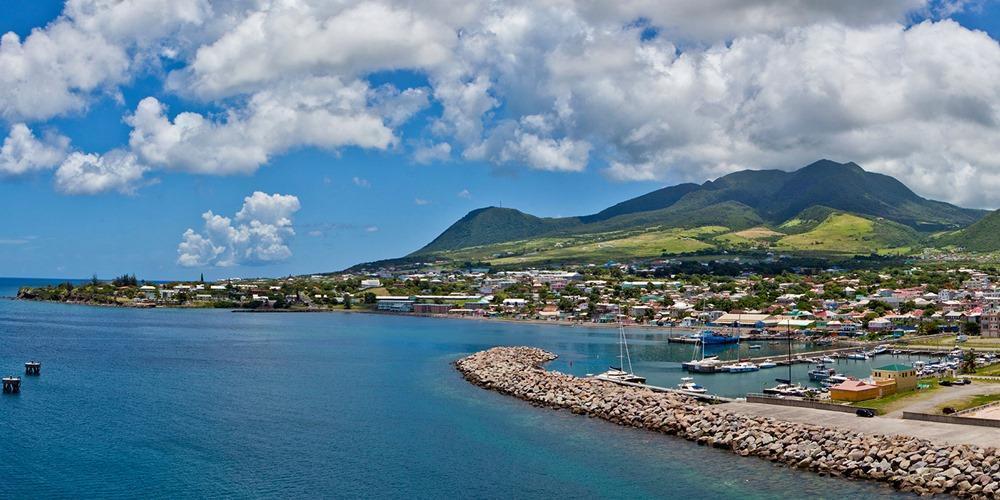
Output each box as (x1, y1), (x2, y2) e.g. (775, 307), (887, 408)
(458, 346), (1000, 497)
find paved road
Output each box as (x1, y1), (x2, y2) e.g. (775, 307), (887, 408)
(883, 382), (1000, 417)
(724, 401), (1000, 448)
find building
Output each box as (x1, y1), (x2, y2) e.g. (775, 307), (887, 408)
(376, 296), (414, 313)
(829, 379), (891, 402)
(983, 306), (1000, 338)
(414, 303), (452, 314)
(872, 364), (918, 392)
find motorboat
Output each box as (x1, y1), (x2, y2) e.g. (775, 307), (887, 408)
(846, 352), (870, 360)
(677, 377), (707, 394)
(820, 356), (835, 364)
(748, 344), (762, 350)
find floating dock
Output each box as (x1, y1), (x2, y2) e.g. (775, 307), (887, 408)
(25, 361), (40, 376)
(2, 376), (20, 393)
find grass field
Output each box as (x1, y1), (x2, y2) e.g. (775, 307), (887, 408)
(906, 335), (1000, 350)
(714, 226), (785, 245)
(489, 226), (726, 265)
(774, 213), (916, 254)
(851, 378), (942, 415)
(935, 393), (1000, 413)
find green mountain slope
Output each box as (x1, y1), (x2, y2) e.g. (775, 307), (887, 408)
(405, 160), (988, 262)
(418, 207), (581, 254)
(942, 209), (1000, 251)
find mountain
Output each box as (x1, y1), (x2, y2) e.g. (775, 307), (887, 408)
(418, 207), (580, 254)
(942, 209), (1000, 252)
(401, 160), (988, 264)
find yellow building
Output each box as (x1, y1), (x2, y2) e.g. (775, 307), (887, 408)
(830, 379), (883, 402)
(872, 364), (917, 392)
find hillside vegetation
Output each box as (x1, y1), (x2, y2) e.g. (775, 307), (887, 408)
(380, 159), (994, 267)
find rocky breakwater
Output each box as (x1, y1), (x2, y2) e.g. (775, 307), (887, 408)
(456, 347), (1000, 497)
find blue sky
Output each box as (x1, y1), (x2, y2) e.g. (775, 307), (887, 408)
(1, 1), (1000, 280)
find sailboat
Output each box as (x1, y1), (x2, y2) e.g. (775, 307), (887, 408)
(596, 322), (646, 384)
(682, 331), (722, 373)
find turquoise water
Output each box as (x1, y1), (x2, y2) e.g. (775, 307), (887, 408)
(0, 278), (907, 498)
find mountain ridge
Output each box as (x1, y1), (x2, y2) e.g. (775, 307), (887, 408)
(409, 160), (986, 259)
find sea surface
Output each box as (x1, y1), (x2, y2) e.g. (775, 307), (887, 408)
(0, 277), (910, 498)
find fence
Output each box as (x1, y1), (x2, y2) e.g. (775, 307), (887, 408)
(746, 393), (875, 414)
(901, 411), (1000, 428)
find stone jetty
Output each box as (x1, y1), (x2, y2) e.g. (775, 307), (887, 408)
(456, 347), (1000, 497)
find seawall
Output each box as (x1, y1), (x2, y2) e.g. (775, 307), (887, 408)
(456, 347), (1000, 497)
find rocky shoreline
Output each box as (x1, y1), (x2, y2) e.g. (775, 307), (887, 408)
(456, 346), (1000, 497)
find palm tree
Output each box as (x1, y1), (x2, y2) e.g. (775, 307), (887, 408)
(960, 349), (977, 375)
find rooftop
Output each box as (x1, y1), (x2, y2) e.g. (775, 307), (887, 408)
(876, 364), (913, 372)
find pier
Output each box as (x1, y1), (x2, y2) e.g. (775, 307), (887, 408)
(2, 376), (20, 393)
(25, 361), (40, 376)
(591, 376), (734, 404)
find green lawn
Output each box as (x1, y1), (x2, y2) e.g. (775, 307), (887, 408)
(850, 378), (942, 415)
(936, 393), (1000, 413)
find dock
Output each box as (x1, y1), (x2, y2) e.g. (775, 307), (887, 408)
(591, 376), (734, 404)
(25, 361), (40, 376)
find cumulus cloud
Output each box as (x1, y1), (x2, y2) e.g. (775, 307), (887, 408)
(177, 191), (301, 267)
(54, 150), (148, 195)
(0, 124), (69, 176)
(457, 188), (471, 199)
(128, 78), (398, 174)
(5, 0), (1000, 206)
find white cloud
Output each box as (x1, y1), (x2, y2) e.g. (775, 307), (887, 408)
(413, 142), (452, 164)
(352, 176), (370, 188)
(54, 150), (148, 195)
(177, 191), (301, 267)
(128, 78), (397, 174)
(171, 1), (457, 98)
(414, 197), (430, 205)
(0, 124), (69, 176)
(0, 25), (127, 121)
(457, 189), (471, 199)
(364, 225), (379, 232)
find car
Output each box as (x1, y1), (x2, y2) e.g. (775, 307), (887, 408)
(856, 408), (876, 418)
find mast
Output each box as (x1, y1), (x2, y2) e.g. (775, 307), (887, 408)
(619, 321), (625, 370)
(787, 320), (792, 383)
(621, 322), (635, 375)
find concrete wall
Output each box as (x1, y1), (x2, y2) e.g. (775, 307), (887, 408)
(746, 394), (874, 414)
(902, 411), (1000, 428)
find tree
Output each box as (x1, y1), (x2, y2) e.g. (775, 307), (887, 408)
(960, 349), (977, 374)
(917, 320), (941, 336)
(343, 294), (352, 310)
(363, 292), (377, 304)
(91, 274), (100, 286)
(200, 273), (205, 283)
(962, 321), (981, 336)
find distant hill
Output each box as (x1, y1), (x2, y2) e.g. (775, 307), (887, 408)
(390, 160), (990, 266)
(943, 209), (1000, 252)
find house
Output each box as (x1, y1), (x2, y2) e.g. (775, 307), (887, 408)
(872, 364), (918, 393)
(829, 378), (894, 402)
(360, 279), (382, 289)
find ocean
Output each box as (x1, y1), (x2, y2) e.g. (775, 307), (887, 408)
(0, 278), (907, 498)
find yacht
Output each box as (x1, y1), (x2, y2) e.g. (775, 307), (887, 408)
(723, 361), (759, 373)
(763, 383), (809, 397)
(872, 345), (888, 355)
(595, 323), (646, 384)
(757, 359), (777, 369)
(699, 330), (740, 345)
(677, 377), (707, 394)
(748, 344), (762, 350)
(807, 364), (836, 381)
(682, 356), (722, 373)
(820, 356), (836, 364)
(846, 352), (870, 360)
(821, 374), (849, 387)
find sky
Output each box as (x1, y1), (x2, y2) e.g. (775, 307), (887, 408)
(1, 0), (1000, 280)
